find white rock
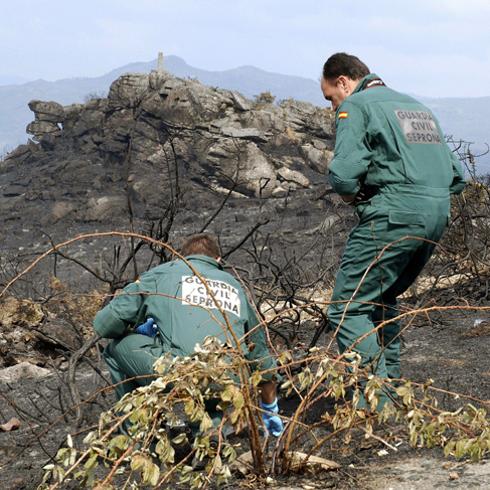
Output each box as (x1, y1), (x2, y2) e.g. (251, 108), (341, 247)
(221, 126), (267, 142)
(277, 166), (310, 188)
(272, 186), (288, 198)
(51, 201), (75, 221)
(0, 362), (51, 383)
(85, 195), (126, 220)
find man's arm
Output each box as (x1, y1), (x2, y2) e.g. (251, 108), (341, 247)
(243, 298), (284, 436)
(243, 300), (277, 383)
(448, 148), (466, 195)
(260, 381), (277, 404)
(328, 101), (372, 200)
(93, 277), (152, 338)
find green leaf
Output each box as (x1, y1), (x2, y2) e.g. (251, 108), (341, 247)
(108, 434), (129, 454)
(68, 448), (77, 466)
(142, 461), (160, 486)
(130, 453), (148, 472)
(83, 431), (97, 445)
(84, 452), (99, 471)
(200, 413), (214, 432)
(277, 350), (292, 366)
(172, 433), (188, 445)
(184, 399), (195, 417)
(233, 391), (245, 411)
(250, 371), (263, 387)
(222, 444), (237, 462)
(221, 385), (235, 402)
(155, 438), (175, 464)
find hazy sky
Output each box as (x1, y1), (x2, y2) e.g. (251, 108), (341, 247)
(2, 0), (489, 97)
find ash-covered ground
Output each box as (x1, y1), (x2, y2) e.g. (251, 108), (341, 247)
(1, 70), (489, 489)
(1, 308), (490, 489)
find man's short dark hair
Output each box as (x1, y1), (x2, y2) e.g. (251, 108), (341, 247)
(181, 233), (221, 258)
(323, 53), (370, 81)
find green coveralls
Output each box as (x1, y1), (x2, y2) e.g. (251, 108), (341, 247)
(93, 254), (275, 400)
(327, 74), (466, 405)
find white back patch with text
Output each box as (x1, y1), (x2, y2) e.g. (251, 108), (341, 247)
(395, 110), (441, 144)
(181, 275), (241, 316)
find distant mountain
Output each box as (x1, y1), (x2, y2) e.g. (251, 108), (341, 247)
(1, 55), (488, 170)
(0, 75), (29, 85)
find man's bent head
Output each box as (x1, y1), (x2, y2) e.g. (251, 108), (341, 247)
(180, 233), (221, 259)
(321, 52), (370, 111)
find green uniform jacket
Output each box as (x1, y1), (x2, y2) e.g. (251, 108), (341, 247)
(328, 74), (466, 198)
(94, 255), (275, 375)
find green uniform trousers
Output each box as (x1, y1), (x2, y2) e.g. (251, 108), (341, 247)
(328, 187), (450, 407)
(103, 334), (226, 427)
(103, 333), (164, 400)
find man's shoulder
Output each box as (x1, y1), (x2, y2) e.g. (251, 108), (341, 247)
(145, 258), (245, 290)
(140, 260), (180, 280)
(171, 259), (242, 288)
(347, 88), (433, 122)
(208, 268), (243, 289)
(349, 86), (418, 105)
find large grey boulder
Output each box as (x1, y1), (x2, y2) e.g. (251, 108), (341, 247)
(229, 91), (252, 112)
(300, 144), (333, 173)
(277, 166), (310, 188)
(26, 120), (61, 140)
(3, 70), (336, 236)
(28, 100), (65, 123)
(221, 126), (268, 142)
(206, 139), (277, 198)
(85, 195), (127, 221)
(0, 362), (51, 383)
(108, 73), (150, 109)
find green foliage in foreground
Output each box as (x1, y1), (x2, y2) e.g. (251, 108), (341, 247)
(40, 338), (490, 489)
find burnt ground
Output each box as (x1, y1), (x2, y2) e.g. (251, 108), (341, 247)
(1, 306), (489, 489)
(2, 69), (488, 488)
(1, 180), (489, 489)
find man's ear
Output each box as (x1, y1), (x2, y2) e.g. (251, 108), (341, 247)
(217, 256), (222, 263)
(337, 75), (350, 91)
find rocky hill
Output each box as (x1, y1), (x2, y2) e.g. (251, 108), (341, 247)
(0, 67), (349, 375)
(2, 68), (490, 490)
(0, 69), (344, 289)
(0, 56), (327, 151)
(2, 56), (488, 175)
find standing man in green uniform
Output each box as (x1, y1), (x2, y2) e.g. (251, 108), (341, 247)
(93, 233), (283, 436)
(321, 53), (466, 408)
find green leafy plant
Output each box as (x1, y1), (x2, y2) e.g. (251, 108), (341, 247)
(40, 337), (265, 489)
(40, 334), (490, 489)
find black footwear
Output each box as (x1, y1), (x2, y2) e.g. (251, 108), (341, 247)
(165, 420), (194, 463)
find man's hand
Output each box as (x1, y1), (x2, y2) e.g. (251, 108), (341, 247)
(260, 382), (284, 436)
(135, 317), (158, 337)
(260, 398), (284, 437)
(341, 187), (375, 205)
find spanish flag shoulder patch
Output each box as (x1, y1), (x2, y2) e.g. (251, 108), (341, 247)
(338, 111), (349, 119)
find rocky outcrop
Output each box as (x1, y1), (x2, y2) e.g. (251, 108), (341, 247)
(6, 70), (334, 199)
(0, 70), (339, 257)
(26, 100), (64, 140)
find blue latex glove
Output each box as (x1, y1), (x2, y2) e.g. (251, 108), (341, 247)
(135, 317), (158, 337)
(260, 398), (284, 437)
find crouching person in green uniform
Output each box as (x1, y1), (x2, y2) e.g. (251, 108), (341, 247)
(93, 233), (283, 437)
(320, 53), (466, 410)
